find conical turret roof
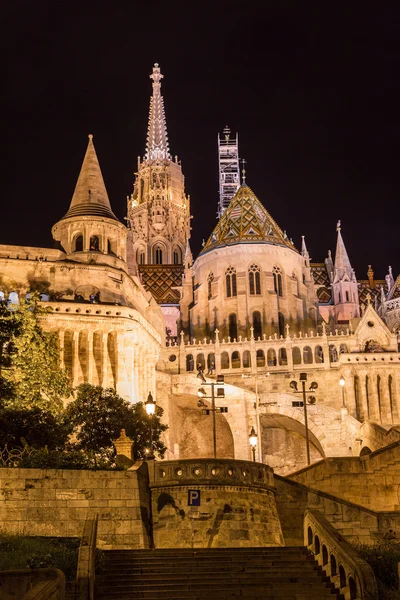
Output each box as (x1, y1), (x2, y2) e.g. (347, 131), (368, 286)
(334, 221), (354, 281)
(201, 185), (296, 254)
(62, 135), (119, 221)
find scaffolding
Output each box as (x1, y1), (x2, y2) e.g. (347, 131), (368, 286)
(217, 126), (240, 218)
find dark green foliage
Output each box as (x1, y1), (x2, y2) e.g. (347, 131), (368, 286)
(18, 448), (97, 470)
(0, 535), (79, 581)
(67, 384), (167, 460)
(354, 541), (400, 599)
(0, 407), (72, 450)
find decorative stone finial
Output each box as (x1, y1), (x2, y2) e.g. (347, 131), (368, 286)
(88, 134), (93, 140)
(113, 429), (134, 461)
(336, 220), (341, 232)
(240, 158), (247, 184)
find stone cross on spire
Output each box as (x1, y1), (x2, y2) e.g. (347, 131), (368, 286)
(145, 63), (171, 161)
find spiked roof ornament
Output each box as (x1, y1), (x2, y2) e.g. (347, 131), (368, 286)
(62, 135), (118, 221)
(334, 220), (354, 281)
(145, 63), (171, 161)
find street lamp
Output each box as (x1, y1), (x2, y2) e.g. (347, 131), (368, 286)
(242, 373), (270, 462)
(339, 376), (346, 408)
(145, 391), (156, 460)
(289, 373), (318, 466)
(197, 372), (227, 458)
(249, 426), (257, 462)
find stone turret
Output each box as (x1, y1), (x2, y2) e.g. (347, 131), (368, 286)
(331, 221), (360, 321)
(52, 135), (127, 268)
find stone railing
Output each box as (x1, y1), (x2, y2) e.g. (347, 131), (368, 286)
(304, 508), (377, 599)
(149, 458), (274, 490)
(76, 514), (98, 600)
(0, 568), (65, 600)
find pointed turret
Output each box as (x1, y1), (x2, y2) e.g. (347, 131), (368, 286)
(331, 221), (360, 321)
(145, 64), (171, 161)
(62, 135), (118, 221)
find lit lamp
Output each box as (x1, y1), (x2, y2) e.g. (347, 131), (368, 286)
(145, 392), (156, 459)
(339, 376), (346, 408)
(249, 426), (258, 462)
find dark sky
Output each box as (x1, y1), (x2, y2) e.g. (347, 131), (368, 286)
(2, 2), (399, 280)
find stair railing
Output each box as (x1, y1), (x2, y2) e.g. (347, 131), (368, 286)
(304, 508), (377, 599)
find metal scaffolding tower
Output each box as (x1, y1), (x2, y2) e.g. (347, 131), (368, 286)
(217, 126), (240, 218)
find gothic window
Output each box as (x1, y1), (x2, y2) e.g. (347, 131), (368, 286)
(89, 236), (100, 251)
(154, 246), (163, 264)
(228, 313), (237, 340)
(252, 311), (262, 339)
(173, 247), (182, 265)
(226, 266), (237, 298)
(137, 248), (145, 265)
(74, 235), (83, 252)
(273, 265), (283, 297)
(249, 264), (261, 295)
(207, 272), (214, 300)
(278, 312), (285, 337)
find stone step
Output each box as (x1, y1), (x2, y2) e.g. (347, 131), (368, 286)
(96, 581), (335, 593)
(98, 567), (322, 578)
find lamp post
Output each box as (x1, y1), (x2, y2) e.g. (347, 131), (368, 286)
(197, 370), (227, 458)
(249, 426), (257, 462)
(242, 373), (270, 462)
(289, 373), (318, 466)
(145, 391), (156, 460)
(339, 376), (346, 408)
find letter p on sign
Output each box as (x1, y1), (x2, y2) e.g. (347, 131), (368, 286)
(188, 489), (201, 506)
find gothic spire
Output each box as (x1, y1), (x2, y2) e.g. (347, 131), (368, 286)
(334, 220), (354, 280)
(145, 63), (171, 161)
(301, 235), (309, 260)
(62, 135), (118, 221)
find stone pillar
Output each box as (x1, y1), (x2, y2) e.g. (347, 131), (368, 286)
(380, 374), (392, 425)
(214, 330), (221, 374)
(102, 332), (109, 388)
(359, 372), (369, 421)
(345, 374), (357, 418)
(87, 331), (93, 384)
(368, 373), (380, 423)
(285, 329), (293, 371)
(390, 372), (400, 423)
(250, 327), (257, 374)
(72, 331), (79, 387)
(179, 331), (186, 373)
(59, 329), (65, 370)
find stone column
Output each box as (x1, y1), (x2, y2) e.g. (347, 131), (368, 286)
(214, 330), (221, 374)
(179, 330), (186, 373)
(87, 331), (93, 384)
(380, 373), (392, 425)
(358, 371), (369, 421)
(102, 332), (109, 388)
(344, 373), (357, 418)
(72, 331), (79, 387)
(59, 329), (65, 370)
(368, 372), (380, 423)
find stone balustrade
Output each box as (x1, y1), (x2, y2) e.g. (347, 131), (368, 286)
(304, 508), (377, 600)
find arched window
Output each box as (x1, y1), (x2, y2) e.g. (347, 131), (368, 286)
(292, 271), (299, 296)
(314, 535), (320, 555)
(74, 234), (83, 252)
(278, 312), (285, 337)
(207, 272), (214, 300)
(89, 235), (100, 251)
(267, 349), (277, 366)
(256, 349), (265, 368)
(315, 345), (324, 363)
(243, 350), (251, 368)
(345, 290), (350, 302)
(252, 311), (262, 339)
(349, 577), (357, 600)
(340, 343), (348, 354)
(273, 265), (283, 297)
(307, 526), (313, 546)
(329, 345), (338, 362)
(154, 246), (163, 264)
(292, 347), (301, 365)
(221, 351), (230, 369)
(207, 353), (215, 371)
(186, 354), (194, 372)
(330, 554), (337, 576)
(231, 351), (240, 368)
(196, 354), (205, 371)
(137, 248), (145, 265)
(279, 348), (287, 366)
(249, 264), (261, 295)
(322, 545), (328, 566)
(339, 565), (346, 589)
(303, 346), (313, 364)
(173, 247), (182, 264)
(226, 267), (237, 298)
(228, 313), (237, 340)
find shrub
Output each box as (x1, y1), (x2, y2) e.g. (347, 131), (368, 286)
(354, 540), (400, 600)
(17, 448), (118, 470)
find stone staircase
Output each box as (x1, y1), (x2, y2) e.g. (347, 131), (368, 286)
(95, 547), (343, 599)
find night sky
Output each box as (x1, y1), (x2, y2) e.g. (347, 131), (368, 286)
(2, 3), (399, 280)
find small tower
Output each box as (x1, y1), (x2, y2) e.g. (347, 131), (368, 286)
(217, 126), (240, 218)
(331, 221), (360, 321)
(52, 135), (127, 268)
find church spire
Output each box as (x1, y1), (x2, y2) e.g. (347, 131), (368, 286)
(62, 134), (118, 221)
(145, 63), (171, 161)
(331, 220), (360, 321)
(301, 235), (310, 260)
(334, 220), (354, 280)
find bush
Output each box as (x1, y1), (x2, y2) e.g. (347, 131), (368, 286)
(0, 535), (79, 580)
(17, 448), (118, 470)
(354, 540), (400, 600)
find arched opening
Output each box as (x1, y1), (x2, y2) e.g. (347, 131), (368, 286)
(249, 264), (261, 295)
(340, 343), (348, 354)
(231, 351), (240, 369)
(303, 346), (313, 364)
(256, 349), (265, 368)
(330, 554), (337, 577)
(292, 347), (301, 365)
(267, 348), (277, 367)
(173, 247), (182, 265)
(315, 345), (324, 363)
(253, 311), (262, 339)
(221, 351), (230, 370)
(107, 239), (116, 256)
(322, 545), (328, 566)
(273, 266), (283, 297)
(349, 577), (357, 600)
(314, 535), (320, 555)
(207, 272), (214, 300)
(89, 235), (100, 251)
(137, 248), (145, 265)
(186, 354), (194, 372)
(207, 353), (215, 372)
(360, 446), (372, 456)
(74, 234), (83, 252)
(243, 350), (251, 368)
(279, 348), (287, 366)
(225, 267), (237, 298)
(329, 345), (338, 362)
(339, 565), (346, 589)
(196, 353), (205, 371)
(228, 313), (237, 340)
(278, 312), (285, 337)
(307, 526), (313, 546)
(154, 246), (163, 264)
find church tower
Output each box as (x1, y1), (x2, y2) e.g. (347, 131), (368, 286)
(331, 221), (360, 321)
(126, 64), (191, 335)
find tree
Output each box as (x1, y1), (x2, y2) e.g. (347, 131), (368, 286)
(67, 384), (168, 460)
(0, 302), (22, 403)
(0, 406), (72, 450)
(0, 296), (71, 411)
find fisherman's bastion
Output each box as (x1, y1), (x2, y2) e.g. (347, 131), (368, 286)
(1, 63), (400, 476)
